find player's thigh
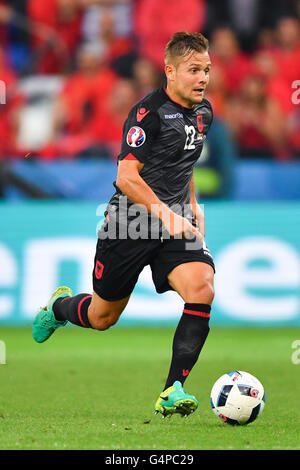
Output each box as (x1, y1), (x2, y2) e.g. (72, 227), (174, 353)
(167, 261), (215, 304)
(88, 290), (131, 330)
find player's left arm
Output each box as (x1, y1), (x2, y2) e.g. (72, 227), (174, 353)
(190, 174), (205, 238)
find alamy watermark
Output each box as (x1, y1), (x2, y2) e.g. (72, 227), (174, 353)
(0, 80), (6, 105)
(96, 198), (207, 252)
(291, 80), (300, 105)
(0, 340), (6, 365)
(291, 340), (300, 365)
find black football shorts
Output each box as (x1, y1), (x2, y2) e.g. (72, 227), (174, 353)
(92, 234), (215, 301)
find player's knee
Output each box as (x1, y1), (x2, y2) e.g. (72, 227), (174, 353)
(88, 306), (119, 331)
(204, 278), (215, 303)
(200, 278), (214, 304)
(92, 314), (119, 331)
(186, 277), (214, 304)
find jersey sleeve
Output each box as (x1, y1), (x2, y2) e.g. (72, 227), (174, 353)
(118, 104), (160, 164)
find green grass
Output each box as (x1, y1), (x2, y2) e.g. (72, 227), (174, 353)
(0, 326), (299, 450)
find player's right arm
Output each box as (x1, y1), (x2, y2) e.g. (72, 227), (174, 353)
(115, 103), (202, 240)
(116, 159), (202, 240)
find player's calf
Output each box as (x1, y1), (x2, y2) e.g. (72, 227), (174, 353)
(87, 293), (130, 330)
(52, 291), (129, 331)
(164, 302), (211, 389)
(53, 293), (93, 328)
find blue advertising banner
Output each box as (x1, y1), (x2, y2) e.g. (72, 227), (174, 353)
(0, 201), (299, 326)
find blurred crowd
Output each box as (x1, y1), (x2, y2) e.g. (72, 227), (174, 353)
(0, 0), (300, 161)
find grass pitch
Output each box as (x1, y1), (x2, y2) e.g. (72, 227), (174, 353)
(0, 326), (299, 450)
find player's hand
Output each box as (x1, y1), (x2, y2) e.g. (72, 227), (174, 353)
(163, 211), (204, 242)
(190, 201), (205, 238)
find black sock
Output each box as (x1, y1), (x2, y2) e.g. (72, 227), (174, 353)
(53, 294), (93, 328)
(164, 303), (211, 390)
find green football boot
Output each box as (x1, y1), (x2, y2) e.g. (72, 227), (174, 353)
(32, 286), (72, 343)
(155, 381), (199, 418)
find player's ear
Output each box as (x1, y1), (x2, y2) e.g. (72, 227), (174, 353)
(165, 63), (176, 82)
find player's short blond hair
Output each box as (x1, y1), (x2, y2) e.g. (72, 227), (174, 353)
(165, 31), (209, 66)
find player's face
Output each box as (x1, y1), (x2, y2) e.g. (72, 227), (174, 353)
(166, 51), (211, 108)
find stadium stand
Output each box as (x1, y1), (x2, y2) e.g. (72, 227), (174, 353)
(0, 0), (299, 199)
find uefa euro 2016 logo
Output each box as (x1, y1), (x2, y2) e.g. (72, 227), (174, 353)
(0, 80), (6, 104)
(126, 126), (146, 147)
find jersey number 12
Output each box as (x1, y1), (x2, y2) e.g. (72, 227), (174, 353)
(184, 125), (196, 150)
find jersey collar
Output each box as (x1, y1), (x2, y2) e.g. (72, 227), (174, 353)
(162, 86), (197, 113)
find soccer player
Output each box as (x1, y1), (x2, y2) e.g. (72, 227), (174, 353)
(32, 31), (215, 418)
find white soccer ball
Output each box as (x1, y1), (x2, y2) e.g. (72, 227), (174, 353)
(210, 371), (265, 425)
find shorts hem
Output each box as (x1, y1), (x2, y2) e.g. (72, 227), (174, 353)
(154, 257), (215, 294)
(92, 285), (133, 302)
